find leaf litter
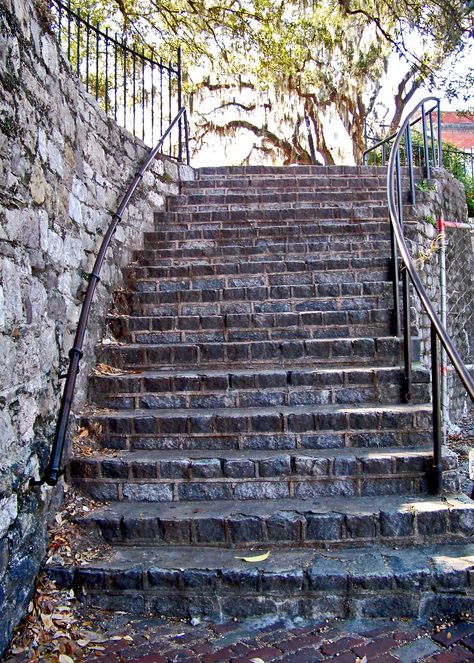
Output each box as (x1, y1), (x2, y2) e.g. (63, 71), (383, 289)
(3, 490), (125, 661)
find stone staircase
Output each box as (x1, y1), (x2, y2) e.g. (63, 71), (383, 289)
(49, 165), (474, 621)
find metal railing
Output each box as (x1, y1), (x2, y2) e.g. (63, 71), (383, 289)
(33, 108), (189, 487)
(50, 0), (187, 158)
(364, 97), (474, 494)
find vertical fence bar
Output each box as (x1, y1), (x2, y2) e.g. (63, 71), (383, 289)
(95, 21), (99, 101)
(406, 125), (416, 204)
(114, 34), (118, 122)
(76, 8), (80, 77)
(429, 110), (436, 167)
(85, 14), (90, 93)
(382, 142), (386, 167)
(57, 1), (62, 42)
(141, 49), (145, 142)
(132, 49), (136, 137)
(160, 58), (163, 137)
(104, 28), (109, 113)
(123, 40), (127, 129)
(168, 61), (172, 156)
(396, 150), (412, 399)
(151, 61), (154, 145)
(184, 109), (190, 165)
(429, 321), (443, 495)
(67, 0), (71, 60)
(390, 163), (401, 337)
(421, 104), (431, 179)
(437, 100), (443, 167)
(177, 47), (183, 162)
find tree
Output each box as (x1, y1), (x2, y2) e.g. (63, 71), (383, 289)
(70, 0), (473, 163)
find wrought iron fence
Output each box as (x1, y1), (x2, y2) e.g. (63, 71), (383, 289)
(50, 0), (187, 158)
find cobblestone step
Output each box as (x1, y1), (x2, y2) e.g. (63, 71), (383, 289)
(167, 191), (389, 211)
(89, 365), (430, 410)
(146, 224), (391, 245)
(45, 541), (474, 620)
(125, 255), (390, 279)
(69, 446), (459, 503)
(132, 239), (392, 260)
(80, 403), (432, 454)
(96, 336), (419, 369)
(72, 494), (474, 547)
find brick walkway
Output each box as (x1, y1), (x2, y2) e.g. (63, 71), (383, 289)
(77, 613), (474, 662)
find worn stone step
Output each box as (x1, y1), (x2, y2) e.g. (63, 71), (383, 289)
(44, 540), (474, 620)
(166, 192), (389, 212)
(89, 365), (431, 411)
(147, 221), (391, 241)
(133, 247), (391, 267)
(195, 164), (424, 178)
(70, 446), (458, 503)
(125, 255), (391, 280)
(80, 403), (432, 455)
(117, 293), (392, 321)
(154, 206), (391, 227)
(96, 336), (420, 370)
(132, 239), (392, 261)
(71, 494), (474, 548)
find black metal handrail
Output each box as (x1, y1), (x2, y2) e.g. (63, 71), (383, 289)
(50, 0), (184, 154)
(34, 107), (190, 487)
(366, 97), (474, 495)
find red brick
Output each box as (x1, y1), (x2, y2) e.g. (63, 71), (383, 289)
(353, 636), (396, 658)
(243, 646), (283, 660)
(230, 643), (253, 656)
(321, 636), (365, 656)
(425, 645), (474, 662)
(272, 637), (302, 653)
(202, 647), (235, 662)
(126, 655), (167, 663)
(291, 634), (323, 649)
(277, 648), (323, 663)
(392, 628), (427, 643)
(193, 642), (213, 655)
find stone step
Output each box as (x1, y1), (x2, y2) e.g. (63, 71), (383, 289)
(70, 446), (458, 503)
(132, 239), (392, 261)
(128, 270), (391, 292)
(89, 365), (431, 411)
(80, 402), (432, 454)
(71, 494), (474, 548)
(44, 540), (474, 620)
(133, 247), (391, 267)
(96, 336), (419, 370)
(147, 221), (391, 241)
(153, 206), (391, 226)
(108, 311), (394, 345)
(125, 255), (391, 280)
(117, 292), (392, 320)
(45, 541), (474, 624)
(195, 164), (424, 178)
(167, 190), (389, 211)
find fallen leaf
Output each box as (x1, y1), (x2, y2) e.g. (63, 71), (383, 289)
(235, 551), (271, 562)
(59, 655), (75, 663)
(40, 613), (55, 630)
(250, 659), (265, 663)
(111, 635), (133, 641)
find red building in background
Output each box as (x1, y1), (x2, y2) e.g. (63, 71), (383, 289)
(439, 111), (474, 151)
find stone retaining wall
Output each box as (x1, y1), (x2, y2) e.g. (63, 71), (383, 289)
(0, 0), (191, 651)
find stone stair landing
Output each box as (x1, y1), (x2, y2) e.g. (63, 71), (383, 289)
(47, 165), (474, 620)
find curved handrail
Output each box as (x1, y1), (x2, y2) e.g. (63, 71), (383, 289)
(382, 96), (474, 493)
(386, 98), (474, 397)
(35, 107), (189, 486)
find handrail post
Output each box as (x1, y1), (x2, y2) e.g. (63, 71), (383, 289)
(437, 100), (443, 167)
(396, 150), (412, 400)
(429, 321), (443, 495)
(421, 103), (431, 180)
(406, 125), (416, 204)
